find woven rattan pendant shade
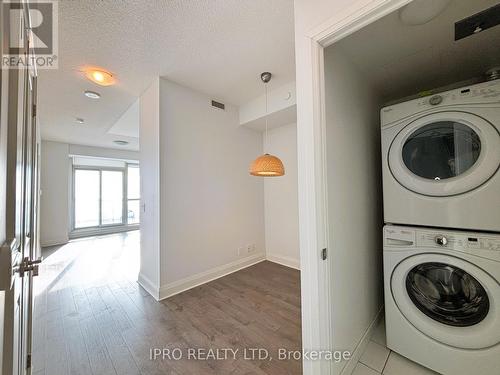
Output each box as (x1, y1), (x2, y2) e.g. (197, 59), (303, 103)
(250, 153), (285, 176)
(249, 72), (285, 177)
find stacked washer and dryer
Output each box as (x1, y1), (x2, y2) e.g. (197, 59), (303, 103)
(380, 79), (500, 375)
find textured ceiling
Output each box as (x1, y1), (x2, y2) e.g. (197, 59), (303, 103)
(334, 0), (500, 103)
(38, 0), (295, 150)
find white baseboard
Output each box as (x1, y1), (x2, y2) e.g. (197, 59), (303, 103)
(158, 253), (266, 300)
(341, 306), (384, 375)
(266, 253), (300, 270)
(137, 273), (160, 301)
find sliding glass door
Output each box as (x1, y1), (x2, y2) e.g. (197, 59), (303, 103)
(74, 169), (101, 228)
(101, 170), (124, 225)
(73, 162), (140, 232)
(73, 168), (126, 229)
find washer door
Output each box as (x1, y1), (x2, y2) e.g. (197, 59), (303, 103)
(391, 253), (500, 349)
(388, 111), (500, 196)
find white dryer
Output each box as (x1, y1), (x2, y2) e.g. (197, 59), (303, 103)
(383, 225), (500, 375)
(381, 80), (500, 232)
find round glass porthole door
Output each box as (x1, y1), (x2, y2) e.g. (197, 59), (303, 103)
(390, 253), (500, 349)
(388, 112), (500, 196)
(406, 262), (489, 327)
(402, 122), (481, 181)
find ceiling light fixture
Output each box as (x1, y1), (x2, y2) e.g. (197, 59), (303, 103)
(75, 117), (85, 124)
(113, 140), (129, 146)
(249, 72), (285, 177)
(84, 68), (116, 86)
(84, 90), (101, 99)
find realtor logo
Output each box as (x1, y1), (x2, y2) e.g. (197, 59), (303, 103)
(2, 0), (58, 69)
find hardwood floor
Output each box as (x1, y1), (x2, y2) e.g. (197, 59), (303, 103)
(33, 231), (302, 374)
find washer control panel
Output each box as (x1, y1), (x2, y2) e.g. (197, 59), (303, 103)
(418, 232), (500, 251)
(384, 225), (500, 262)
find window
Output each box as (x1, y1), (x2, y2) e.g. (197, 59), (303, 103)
(72, 160), (140, 231)
(127, 164), (140, 224)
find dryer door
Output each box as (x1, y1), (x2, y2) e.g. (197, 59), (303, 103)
(388, 111), (500, 196)
(391, 253), (500, 349)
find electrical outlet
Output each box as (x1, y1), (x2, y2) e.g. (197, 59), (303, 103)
(238, 247), (244, 256)
(246, 244), (256, 253)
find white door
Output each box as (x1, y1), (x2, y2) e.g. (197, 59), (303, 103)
(391, 253), (500, 349)
(388, 111), (500, 196)
(1, 4), (41, 374)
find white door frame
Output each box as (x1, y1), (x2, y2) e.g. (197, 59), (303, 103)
(297, 1), (413, 374)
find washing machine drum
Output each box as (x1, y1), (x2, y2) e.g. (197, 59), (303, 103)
(388, 111), (500, 196)
(406, 263), (489, 327)
(391, 253), (500, 349)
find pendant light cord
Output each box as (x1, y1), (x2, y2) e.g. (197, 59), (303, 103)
(264, 81), (268, 154)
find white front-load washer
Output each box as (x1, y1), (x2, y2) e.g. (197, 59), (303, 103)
(381, 80), (500, 232)
(383, 224), (500, 375)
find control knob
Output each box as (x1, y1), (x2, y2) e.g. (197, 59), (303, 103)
(435, 235), (448, 246)
(429, 95), (443, 105)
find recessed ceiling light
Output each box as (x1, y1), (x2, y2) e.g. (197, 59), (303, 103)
(84, 68), (116, 86)
(84, 90), (101, 99)
(113, 140), (129, 146)
(76, 117), (85, 124)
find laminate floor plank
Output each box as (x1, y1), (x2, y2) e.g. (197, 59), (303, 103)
(102, 333), (142, 375)
(44, 334), (70, 375)
(79, 315), (118, 375)
(62, 315), (94, 375)
(33, 231), (302, 374)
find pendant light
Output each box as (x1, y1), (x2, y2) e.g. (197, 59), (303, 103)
(249, 72), (285, 177)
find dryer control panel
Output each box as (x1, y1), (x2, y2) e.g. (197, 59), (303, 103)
(413, 83), (500, 108)
(381, 80), (500, 126)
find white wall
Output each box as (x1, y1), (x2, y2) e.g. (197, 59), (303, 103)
(264, 123), (300, 269)
(239, 81), (296, 125)
(69, 143), (139, 161)
(108, 99), (140, 138)
(40, 141), (70, 247)
(158, 78), (265, 293)
(293, 2), (391, 374)
(324, 47), (384, 374)
(138, 78), (161, 298)
(138, 78), (303, 299)
(39, 140), (140, 247)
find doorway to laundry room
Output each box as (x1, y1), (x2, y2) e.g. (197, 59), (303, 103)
(319, 0), (500, 374)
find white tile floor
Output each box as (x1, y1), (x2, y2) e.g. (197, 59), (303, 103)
(353, 318), (440, 375)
